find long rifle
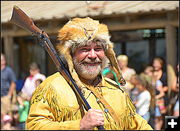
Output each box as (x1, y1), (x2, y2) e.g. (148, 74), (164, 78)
(10, 6), (104, 130)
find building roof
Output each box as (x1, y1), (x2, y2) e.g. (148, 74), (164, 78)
(1, 1), (179, 23)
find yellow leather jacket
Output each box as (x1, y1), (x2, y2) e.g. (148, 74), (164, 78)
(26, 72), (152, 130)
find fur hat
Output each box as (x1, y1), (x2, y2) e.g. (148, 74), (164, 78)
(57, 17), (125, 88)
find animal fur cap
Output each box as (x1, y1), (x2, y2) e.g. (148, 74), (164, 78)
(57, 17), (126, 88)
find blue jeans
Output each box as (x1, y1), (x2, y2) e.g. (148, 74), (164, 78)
(18, 122), (25, 130)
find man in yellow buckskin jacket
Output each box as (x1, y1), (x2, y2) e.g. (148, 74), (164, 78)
(26, 17), (153, 130)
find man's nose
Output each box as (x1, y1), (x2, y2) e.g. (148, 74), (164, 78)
(88, 49), (97, 59)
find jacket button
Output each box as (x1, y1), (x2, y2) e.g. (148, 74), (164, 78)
(104, 108), (108, 113)
(96, 98), (100, 103)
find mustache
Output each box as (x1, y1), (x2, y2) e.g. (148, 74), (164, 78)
(81, 59), (102, 64)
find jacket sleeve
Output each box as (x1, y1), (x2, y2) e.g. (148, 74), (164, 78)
(26, 101), (80, 130)
(130, 113), (153, 130)
(26, 77), (82, 130)
(26, 96), (81, 130)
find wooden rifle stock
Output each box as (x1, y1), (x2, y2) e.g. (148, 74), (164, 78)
(10, 6), (105, 130)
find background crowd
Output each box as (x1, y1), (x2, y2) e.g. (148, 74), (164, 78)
(1, 53), (179, 130)
(1, 53), (46, 130)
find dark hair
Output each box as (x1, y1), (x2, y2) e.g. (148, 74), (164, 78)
(36, 79), (43, 83)
(153, 56), (166, 71)
(29, 62), (40, 70)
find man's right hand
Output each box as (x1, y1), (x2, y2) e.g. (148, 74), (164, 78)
(80, 109), (104, 130)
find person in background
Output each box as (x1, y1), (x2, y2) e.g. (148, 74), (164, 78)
(142, 66), (156, 110)
(21, 62), (46, 99)
(142, 66), (156, 108)
(17, 92), (31, 130)
(11, 105), (19, 130)
(117, 55), (136, 95)
(1, 53), (17, 129)
(153, 70), (165, 130)
(152, 57), (168, 129)
(172, 64), (179, 116)
(129, 74), (139, 103)
(152, 57), (168, 113)
(1, 113), (14, 130)
(133, 75), (151, 123)
(141, 65), (156, 128)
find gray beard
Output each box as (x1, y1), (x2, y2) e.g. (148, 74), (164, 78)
(73, 56), (109, 80)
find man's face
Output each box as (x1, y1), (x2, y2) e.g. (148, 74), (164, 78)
(73, 41), (105, 80)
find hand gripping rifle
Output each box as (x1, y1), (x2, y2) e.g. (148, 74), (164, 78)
(10, 6), (105, 130)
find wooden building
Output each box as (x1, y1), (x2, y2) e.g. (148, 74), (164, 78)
(1, 1), (179, 87)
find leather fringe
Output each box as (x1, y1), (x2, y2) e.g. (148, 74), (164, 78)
(31, 84), (81, 122)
